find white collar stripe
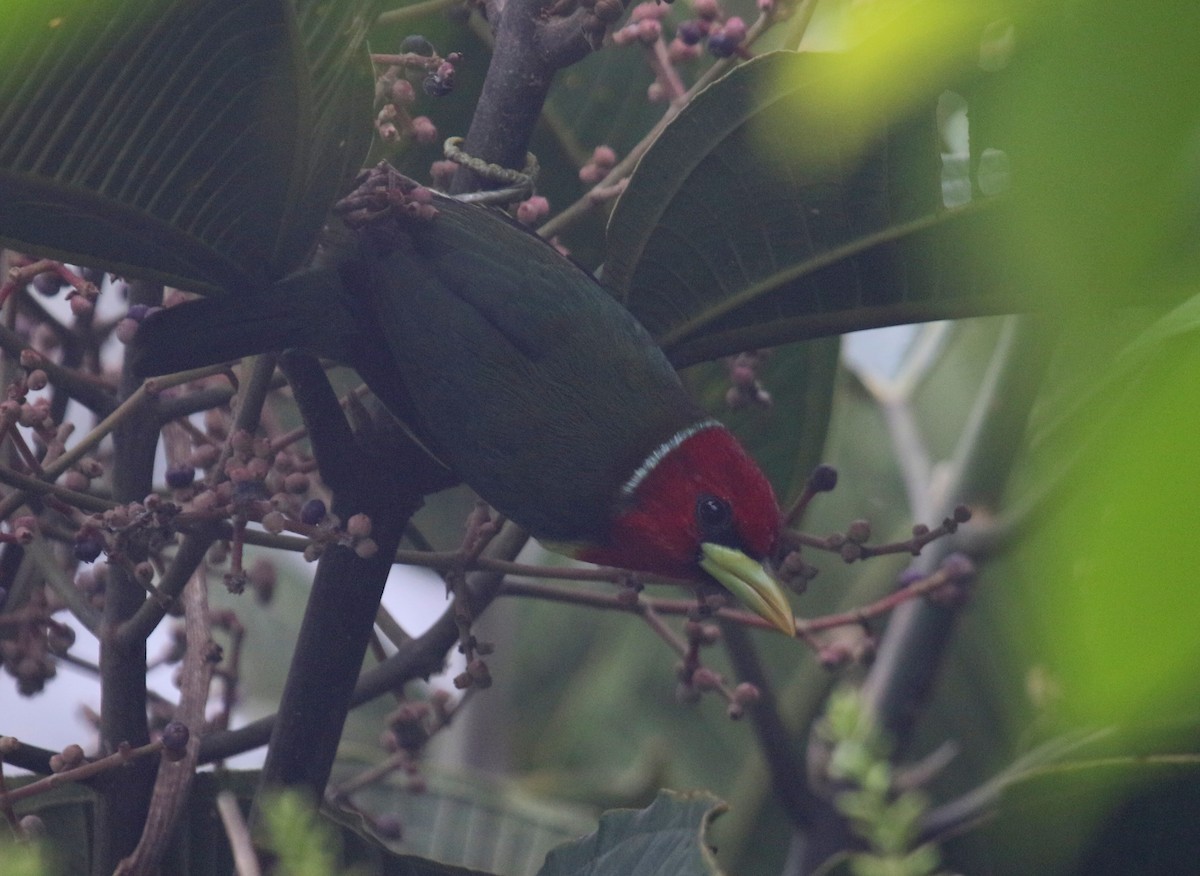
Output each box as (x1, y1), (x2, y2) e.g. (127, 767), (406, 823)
(620, 419), (722, 497)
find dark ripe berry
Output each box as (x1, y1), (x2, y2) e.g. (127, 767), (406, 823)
(399, 35), (435, 56)
(31, 272), (65, 297)
(232, 479), (267, 504)
(677, 20), (704, 45)
(707, 30), (738, 57)
(423, 72), (453, 97)
(73, 530), (105, 563)
(126, 303), (151, 322)
(161, 720), (190, 755)
(808, 464), (838, 493)
(300, 498), (327, 525)
(165, 466), (195, 489)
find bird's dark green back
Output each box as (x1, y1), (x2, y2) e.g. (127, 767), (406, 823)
(352, 195), (703, 541)
(132, 184), (704, 543)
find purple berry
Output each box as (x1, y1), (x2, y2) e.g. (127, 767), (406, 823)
(73, 530), (105, 563)
(423, 71), (454, 97)
(127, 303), (151, 322)
(165, 466), (195, 489)
(707, 30), (738, 58)
(161, 720), (190, 753)
(808, 464), (838, 493)
(31, 272), (65, 297)
(233, 480), (267, 504)
(677, 20), (704, 45)
(300, 498), (327, 525)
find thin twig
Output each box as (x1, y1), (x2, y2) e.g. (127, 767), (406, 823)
(538, 10), (779, 240)
(0, 383), (151, 519)
(115, 572), (216, 875)
(0, 739), (166, 809)
(216, 791), (262, 876)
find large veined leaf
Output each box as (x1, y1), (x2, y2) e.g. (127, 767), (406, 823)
(331, 762), (597, 876)
(604, 50), (1008, 367)
(0, 0), (376, 294)
(538, 790), (726, 876)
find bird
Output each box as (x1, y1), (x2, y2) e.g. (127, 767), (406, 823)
(130, 166), (795, 635)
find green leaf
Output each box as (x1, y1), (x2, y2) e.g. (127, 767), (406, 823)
(8, 777), (94, 875)
(537, 790), (727, 876)
(0, 0), (375, 294)
(0, 839), (49, 876)
(329, 762), (597, 876)
(605, 50), (989, 366)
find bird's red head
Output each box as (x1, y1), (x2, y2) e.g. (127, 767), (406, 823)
(577, 421), (795, 634)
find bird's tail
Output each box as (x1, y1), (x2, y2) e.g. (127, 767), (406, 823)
(128, 267), (362, 378)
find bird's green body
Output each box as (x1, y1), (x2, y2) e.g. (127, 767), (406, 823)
(132, 170), (794, 634)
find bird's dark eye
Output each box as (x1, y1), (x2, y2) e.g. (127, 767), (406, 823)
(696, 494), (733, 540)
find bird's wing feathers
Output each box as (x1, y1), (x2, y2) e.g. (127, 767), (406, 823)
(356, 196), (703, 541)
(132, 186), (703, 543)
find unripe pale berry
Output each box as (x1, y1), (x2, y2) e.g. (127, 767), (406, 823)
(347, 513), (373, 538)
(411, 116), (438, 145)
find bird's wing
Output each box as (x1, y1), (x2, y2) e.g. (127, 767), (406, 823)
(357, 196), (703, 542)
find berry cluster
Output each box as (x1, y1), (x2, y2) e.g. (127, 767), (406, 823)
(371, 36), (461, 146)
(1, 256), (103, 316)
(674, 618), (763, 719)
(0, 586), (74, 695)
(613, 0), (752, 68)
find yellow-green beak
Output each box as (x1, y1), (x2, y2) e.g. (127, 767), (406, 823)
(699, 543), (795, 636)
